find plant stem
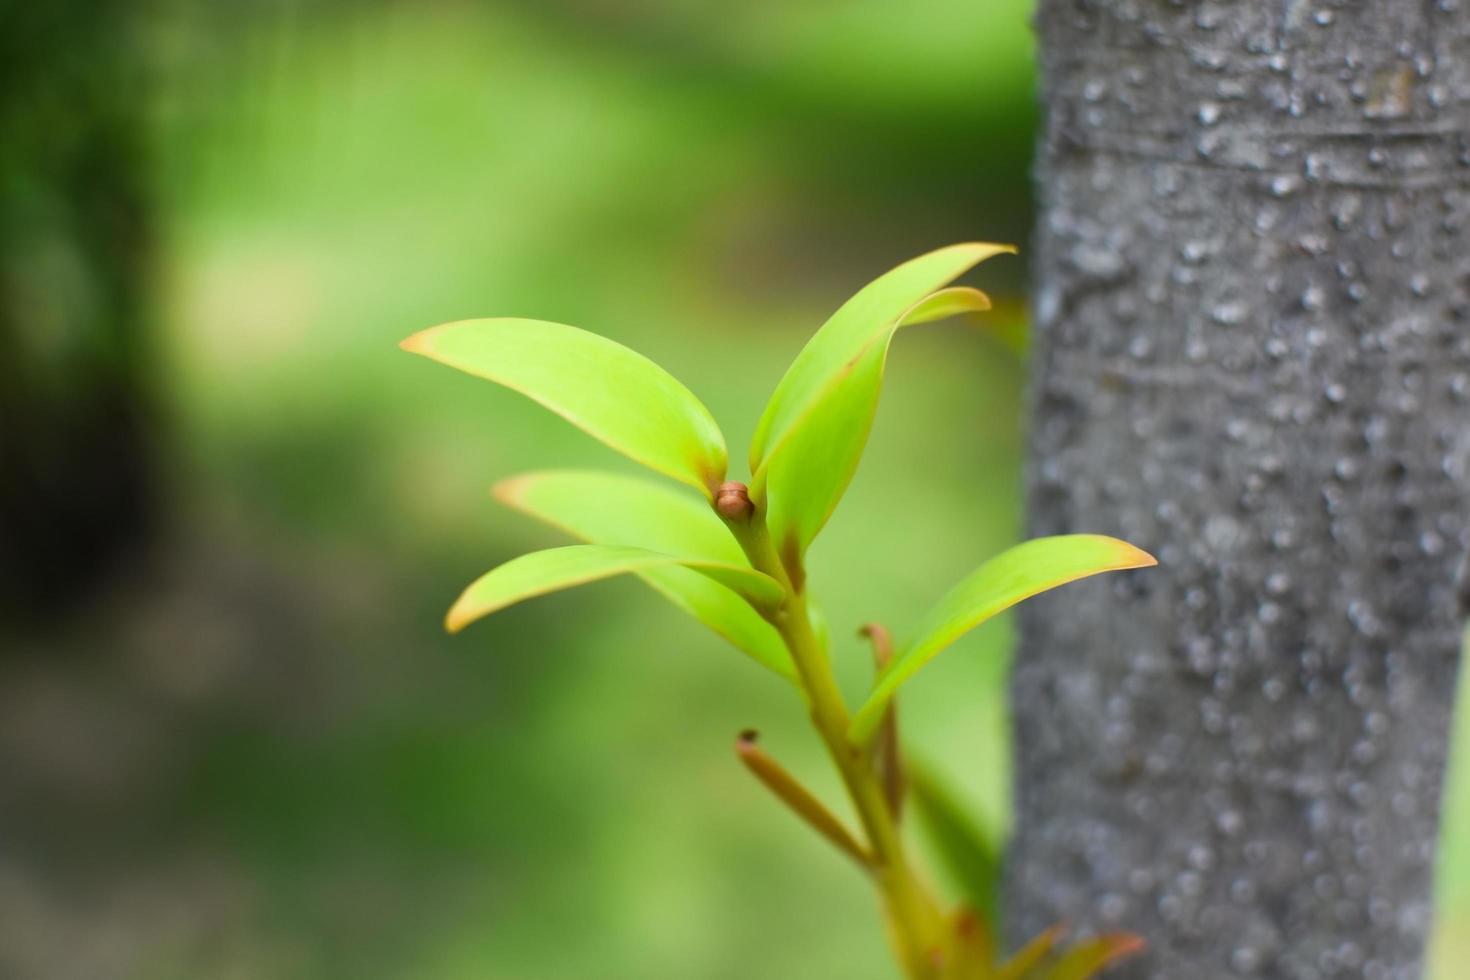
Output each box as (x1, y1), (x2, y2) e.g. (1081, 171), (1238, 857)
(723, 503), (944, 978)
(780, 589), (944, 978)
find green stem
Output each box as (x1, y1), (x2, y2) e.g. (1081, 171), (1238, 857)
(724, 505), (944, 978)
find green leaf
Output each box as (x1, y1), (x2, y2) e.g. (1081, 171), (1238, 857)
(402, 319), (727, 497)
(754, 307), (983, 578)
(754, 339), (887, 571)
(446, 544), (784, 634)
(495, 470), (742, 563)
(751, 250), (1012, 572)
(850, 535), (1155, 743)
(909, 765), (1002, 934)
(493, 470), (793, 678)
(749, 242), (1013, 473)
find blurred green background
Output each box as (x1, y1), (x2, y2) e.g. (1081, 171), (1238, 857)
(0, 1), (1465, 977)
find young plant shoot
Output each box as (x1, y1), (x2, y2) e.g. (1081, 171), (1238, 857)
(402, 244), (1155, 979)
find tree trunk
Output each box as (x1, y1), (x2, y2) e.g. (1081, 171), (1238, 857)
(0, 0), (157, 628)
(1011, 3), (1470, 978)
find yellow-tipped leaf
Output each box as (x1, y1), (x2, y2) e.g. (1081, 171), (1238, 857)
(446, 544), (784, 634)
(851, 535), (1155, 743)
(403, 318), (727, 497)
(750, 247), (1013, 574)
(750, 242), (1013, 472)
(493, 470), (792, 679)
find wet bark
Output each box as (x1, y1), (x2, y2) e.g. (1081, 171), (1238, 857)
(0, 1), (158, 628)
(1011, 3), (1470, 978)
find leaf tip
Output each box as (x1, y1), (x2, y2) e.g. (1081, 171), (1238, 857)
(953, 240), (1019, 260)
(1114, 540), (1158, 570)
(859, 622), (894, 667)
(1102, 933), (1146, 959)
(491, 472), (535, 507)
(443, 603), (471, 634)
(444, 584), (487, 634)
(399, 326), (439, 355)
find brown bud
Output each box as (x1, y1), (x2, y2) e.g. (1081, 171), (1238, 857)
(715, 481), (754, 522)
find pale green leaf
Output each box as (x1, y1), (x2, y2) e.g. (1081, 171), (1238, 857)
(493, 471), (792, 678)
(494, 470), (742, 563)
(402, 319), (727, 497)
(753, 294), (994, 571)
(446, 544), (784, 634)
(749, 242), (1013, 473)
(850, 536), (1156, 743)
(755, 336), (886, 568)
(751, 253), (1010, 573)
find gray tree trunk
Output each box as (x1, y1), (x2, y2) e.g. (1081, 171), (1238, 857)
(1010, 3), (1470, 978)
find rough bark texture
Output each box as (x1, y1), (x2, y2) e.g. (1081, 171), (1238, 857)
(1011, 3), (1470, 978)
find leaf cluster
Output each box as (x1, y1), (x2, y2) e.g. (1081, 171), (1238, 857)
(402, 245), (1152, 729)
(402, 244), (1153, 978)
